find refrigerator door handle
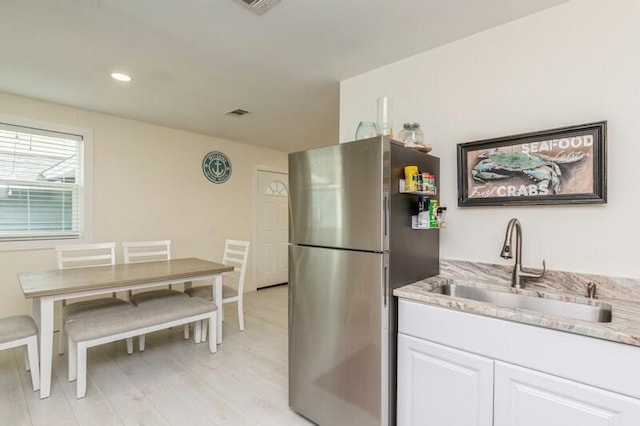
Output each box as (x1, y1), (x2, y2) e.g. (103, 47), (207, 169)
(383, 195), (389, 236)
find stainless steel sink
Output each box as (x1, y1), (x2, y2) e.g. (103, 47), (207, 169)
(430, 283), (612, 323)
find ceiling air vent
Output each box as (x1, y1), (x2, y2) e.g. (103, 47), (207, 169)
(236, 0), (281, 15)
(226, 108), (250, 117)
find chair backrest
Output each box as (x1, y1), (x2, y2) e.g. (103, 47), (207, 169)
(222, 239), (250, 293)
(122, 240), (171, 264)
(55, 242), (116, 270)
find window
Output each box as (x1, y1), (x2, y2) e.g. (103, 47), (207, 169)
(0, 115), (92, 250)
(265, 180), (288, 197)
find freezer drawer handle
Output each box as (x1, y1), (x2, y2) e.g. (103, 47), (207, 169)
(384, 195), (389, 236)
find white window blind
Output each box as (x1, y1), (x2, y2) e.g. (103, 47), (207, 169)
(0, 122), (83, 242)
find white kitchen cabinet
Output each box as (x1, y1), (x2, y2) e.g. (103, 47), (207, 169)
(494, 361), (640, 426)
(397, 298), (640, 425)
(397, 334), (493, 426)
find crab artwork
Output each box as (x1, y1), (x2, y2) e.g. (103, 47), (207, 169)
(472, 150), (586, 194)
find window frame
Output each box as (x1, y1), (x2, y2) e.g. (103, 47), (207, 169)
(0, 113), (93, 251)
(265, 180), (288, 197)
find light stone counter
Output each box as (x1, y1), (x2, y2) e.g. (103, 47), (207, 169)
(394, 260), (640, 347)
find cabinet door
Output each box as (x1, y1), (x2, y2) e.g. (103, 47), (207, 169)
(396, 334), (493, 426)
(494, 361), (640, 426)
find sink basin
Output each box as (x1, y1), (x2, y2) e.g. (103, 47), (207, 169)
(430, 283), (612, 323)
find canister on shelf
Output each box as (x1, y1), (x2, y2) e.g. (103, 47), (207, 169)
(428, 173), (436, 187)
(404, 165), (418, 192)
(424, 173), (436, 193)
(429, 200), (439, 228)
(420, 172), (429, 192)
(418, 197), (430, 227)
(437, 207), (447, 228)
(399, 123), (424, 147)
(399, 123), (431, 152)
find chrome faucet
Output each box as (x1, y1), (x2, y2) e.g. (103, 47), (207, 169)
(500, 218), (545, 288)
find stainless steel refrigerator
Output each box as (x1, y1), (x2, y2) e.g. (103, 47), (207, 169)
(288, 136), (440, 426)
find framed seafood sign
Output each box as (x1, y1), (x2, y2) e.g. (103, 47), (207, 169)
(457, 121), (607, 206)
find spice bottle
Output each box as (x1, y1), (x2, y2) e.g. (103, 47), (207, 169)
(418, 197), (430, 228)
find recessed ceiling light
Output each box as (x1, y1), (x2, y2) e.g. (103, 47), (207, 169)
(111, 72), (132, 82)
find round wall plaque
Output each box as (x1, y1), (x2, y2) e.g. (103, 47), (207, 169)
(202, 151), (232, 184)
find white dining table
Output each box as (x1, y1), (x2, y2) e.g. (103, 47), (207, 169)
(17, 257), (233, 399)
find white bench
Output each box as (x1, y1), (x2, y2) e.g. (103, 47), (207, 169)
(63, 297), (136, 354)
(65, 296), (218, 398)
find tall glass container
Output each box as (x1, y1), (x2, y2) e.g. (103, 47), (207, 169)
(377, 97), (393, 137)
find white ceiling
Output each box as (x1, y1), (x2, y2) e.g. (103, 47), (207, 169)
(0, 0), (568, 152)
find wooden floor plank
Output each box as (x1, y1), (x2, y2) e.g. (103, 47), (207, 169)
(0, 285), (311, 426)
(0, 350), (31, 426)
(13, 350), (79, 426)
(50, 348), (124, 426)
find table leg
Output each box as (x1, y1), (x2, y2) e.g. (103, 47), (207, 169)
(214, 274), (222, 344)
(38, 298), (54, 399)
(31, 299), (41, 344)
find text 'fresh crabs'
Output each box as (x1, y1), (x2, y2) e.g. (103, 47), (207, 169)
(471, 135), (592, 196)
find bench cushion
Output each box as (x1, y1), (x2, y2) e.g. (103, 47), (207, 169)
(64, 298), (134, 321)
(0, 315), (38, 344)
(130, 289), (187, 305)
(185, 284), (237, 300)
(65, 297), (217, 342)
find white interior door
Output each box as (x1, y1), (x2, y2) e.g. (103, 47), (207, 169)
(256, 170), (288, 288)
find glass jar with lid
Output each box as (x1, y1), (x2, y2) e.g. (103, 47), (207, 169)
(399, 123), (431, 152)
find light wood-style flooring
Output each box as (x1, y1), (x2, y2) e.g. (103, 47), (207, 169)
(0, 285), (313, 426)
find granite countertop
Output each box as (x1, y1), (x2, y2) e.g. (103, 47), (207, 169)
(394, 275), (640, 348)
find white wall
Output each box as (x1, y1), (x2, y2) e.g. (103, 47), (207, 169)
(340, 0), (640, 278)
(0, 92), (287, 316)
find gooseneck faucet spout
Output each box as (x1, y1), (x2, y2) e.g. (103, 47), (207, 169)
(500, 218), (545, 288)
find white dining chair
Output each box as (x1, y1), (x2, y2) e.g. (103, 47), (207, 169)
(0, 315), (40, 392)
(56, 243), (134, 355)
(123, 240), (173, 298)
(122, 240), (190, 350)
(185, 239), (250, 334)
